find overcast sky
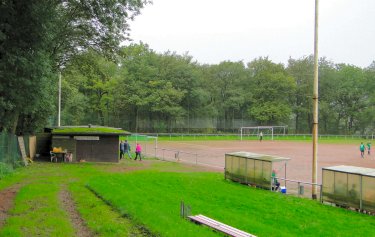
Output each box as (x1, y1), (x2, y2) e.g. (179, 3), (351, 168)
(129, 0), (375, 68)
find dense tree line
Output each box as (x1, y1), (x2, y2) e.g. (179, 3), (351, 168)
(0, 0), (149, 134)
(1, 1), (374, 135)
(60, 43), (375, 134)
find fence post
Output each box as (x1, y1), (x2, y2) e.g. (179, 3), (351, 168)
(175, 151), (180, 161)
(187, 204), (191, 217)
(360, 176), (363, 211)
(180, 201), (184, 218)
(298, 182), (300, 197)
(319, 184), (323, 203)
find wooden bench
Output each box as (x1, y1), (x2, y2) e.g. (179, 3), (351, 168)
(188, 214), (256, 237)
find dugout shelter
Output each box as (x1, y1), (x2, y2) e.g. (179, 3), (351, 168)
(225, 152), (290, 189)
(51, 125), (130, 162)
(322, 165), (375, 212)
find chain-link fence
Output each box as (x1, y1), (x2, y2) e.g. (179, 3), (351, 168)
(0, 132), (23, 177)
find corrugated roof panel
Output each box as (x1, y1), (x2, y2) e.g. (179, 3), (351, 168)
(226, 151), (291, 162)
(323, 165), (375, 177)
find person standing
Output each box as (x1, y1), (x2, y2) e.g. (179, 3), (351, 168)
(271, 169), (280, 191)
(259, 131), (263, 142)
(119, 140), (125, 160)
(367, 142), (371, 155)
(360, 142), (366, 158)
(124, 140), (132, 159)
(134, 143), (142, 161)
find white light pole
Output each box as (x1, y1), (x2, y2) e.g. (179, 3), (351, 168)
(312, 0), (319, 200)
(58, 71), (62, 127)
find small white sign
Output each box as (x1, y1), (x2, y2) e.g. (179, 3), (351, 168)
(54, 136), (70, 139)
(74, 136), (100, 141)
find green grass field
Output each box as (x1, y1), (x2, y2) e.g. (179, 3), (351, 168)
(0, 160), (374, 236)
(151, 134), (370, 144)
(87, 171), (375, 237)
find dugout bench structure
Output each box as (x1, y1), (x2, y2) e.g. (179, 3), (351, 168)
(322, 165), (375, 213)
(225, 152), (290, 190)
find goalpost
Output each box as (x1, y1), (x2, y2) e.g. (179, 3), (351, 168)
(240, 126), (287, 141)
(128, 134), (158, 158)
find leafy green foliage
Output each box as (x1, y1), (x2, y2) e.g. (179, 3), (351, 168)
(0, 162), (13, 178)
(247, 57), (295, 125)
(0, 0), (149, 134)
(59, 48), (375, 134)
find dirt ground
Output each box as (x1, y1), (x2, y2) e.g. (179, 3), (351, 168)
(59, 185), (92, 237)
(154, 140), (375, 183)
(0, 184), (22, 228)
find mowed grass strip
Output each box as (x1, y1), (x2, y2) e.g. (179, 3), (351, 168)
(69, 183), (148, 236)
(0, 182), (75, 237)
(87, 171), (375, 237)
(0, 162), (150, 237)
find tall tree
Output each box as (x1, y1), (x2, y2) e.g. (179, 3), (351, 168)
(206, 61), (247, 131)
(287, 56), (314, 133)
(115, 43), (159, 132)
(62, 50), (118, 126)
(0, 1), (56, 133)
(360, 62), (375, 134)
(318, 58), (340, 134)
(247, 57), (295, 125)
(0, 0), (149, 134)
(332, 64), (367, 133)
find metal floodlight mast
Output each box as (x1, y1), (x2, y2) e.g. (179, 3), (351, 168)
(58, 71), (62, 127)
(312, 0), (319, 200)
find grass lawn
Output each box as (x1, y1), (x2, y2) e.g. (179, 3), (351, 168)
(0, 162), (149, 237)
(87, 170), (375, 237)
(0, 160), (374, 236)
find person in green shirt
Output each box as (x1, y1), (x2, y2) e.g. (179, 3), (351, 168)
(360, 142), (365, 158)
(271, 169), (280, 191)
(367, 142), (371, 155)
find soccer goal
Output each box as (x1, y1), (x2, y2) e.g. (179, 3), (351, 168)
(240, 126), (287, 141)
(127, 134), (158, 157)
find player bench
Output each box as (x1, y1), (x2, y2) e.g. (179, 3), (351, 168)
(188, 214), (256, 237)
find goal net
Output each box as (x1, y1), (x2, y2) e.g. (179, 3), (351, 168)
(240, 126), (287, 141)
(125, 134), (158, 158)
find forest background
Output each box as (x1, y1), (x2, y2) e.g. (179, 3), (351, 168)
(1, 1), (375, 135)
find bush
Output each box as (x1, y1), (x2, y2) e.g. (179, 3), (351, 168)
(0, 162), (14, 179)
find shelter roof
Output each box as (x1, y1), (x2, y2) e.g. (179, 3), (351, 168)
(226, 151), (291, 162)
(51, 125), (131, 136)
(323, 165), (375, 177)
